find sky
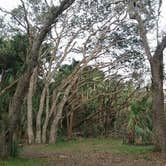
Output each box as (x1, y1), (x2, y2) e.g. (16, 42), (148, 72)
(0, 0), (165, 32)
(0, 0), (20, 10)
(0, 0), (166, 29)
(0, 0), (166, 87)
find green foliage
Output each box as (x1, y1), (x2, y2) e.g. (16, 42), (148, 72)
(0, 34), (29, 120)
(0, 34), (28, 67)
(52, 59), (79, 89)
(0, 34), (29, 86)
(126, 95), (153, 144)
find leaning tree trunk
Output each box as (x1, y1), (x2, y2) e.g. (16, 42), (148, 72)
(49, 95), (68, 143)
(49, 83), (74, 143)
(150, 53), (166, 152)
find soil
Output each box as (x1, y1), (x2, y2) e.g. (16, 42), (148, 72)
(21, 144), (166, 166)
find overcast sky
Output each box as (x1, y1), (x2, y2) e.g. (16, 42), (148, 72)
(0, 0), (165, 84)
(0, 0), (165, 28)
(0, 0), (20, 9)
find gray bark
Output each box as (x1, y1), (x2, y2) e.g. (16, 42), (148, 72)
(49, 87), (71, 143)
(27, 67), (37, 144)
(42, 87), (50, 143)
(150, 37), (166, 152)
(35, 87), (47, 143)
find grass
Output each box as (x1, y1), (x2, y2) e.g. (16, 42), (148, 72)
(43, 137), (154, 155)
(0, 158), (46, 166)
(1, 138), (154, 166)
(112, 144), (154, 155)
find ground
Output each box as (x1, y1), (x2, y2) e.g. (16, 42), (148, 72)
(0, 138), (166, 166)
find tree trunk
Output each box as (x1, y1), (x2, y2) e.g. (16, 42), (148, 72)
(42, 87), (49, 143)
(35, 87), (46, 143)
(4, 72), (31, 157)
(0, 122), (8, 158)
(150, 53), (166, 152)
(49, 96), (68, 143)
(27, 68), (37, 144)
(49, 84), (73, 143)
(67, 111), (73, 139)
(127, 3), (166, 151)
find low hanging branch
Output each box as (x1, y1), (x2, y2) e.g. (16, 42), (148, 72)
(0, 79), (18, 97)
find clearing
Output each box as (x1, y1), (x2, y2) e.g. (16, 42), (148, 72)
(0, 138), (166, 166)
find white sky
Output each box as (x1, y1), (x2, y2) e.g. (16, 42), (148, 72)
(0, 0), (20, 10)
(0, 0), (165, 32)
(0, 0), (165, 28)
(0, 0), (166, 87)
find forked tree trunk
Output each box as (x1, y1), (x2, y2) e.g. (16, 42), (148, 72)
(48, 55), (95, 143)
(49, 84), (73, 143)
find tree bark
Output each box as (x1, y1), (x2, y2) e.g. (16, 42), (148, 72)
(49, 83), (75, 143)
(35, 87), (47, 143)
(27, 67), (37, 144)
(49, 92), (69, 143)
(67, 111), (73, 139)
(150, 44), (166, 152)
(42, 87), (49, 143)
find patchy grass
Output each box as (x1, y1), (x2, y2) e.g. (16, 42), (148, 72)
(43, 138), (154, 155)
(1, 138), (157, 166)
(0, 158), (47, 166)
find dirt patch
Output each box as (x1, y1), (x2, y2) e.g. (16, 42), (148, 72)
(21, 144), (166, 166)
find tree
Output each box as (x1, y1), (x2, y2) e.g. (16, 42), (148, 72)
(0, 0), (75, 157)
(126, 0), (166, 152)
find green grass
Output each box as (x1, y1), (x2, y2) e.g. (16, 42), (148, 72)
(111, 144), (154, 155)
(0, 158), (46, 166)
(43, 138), (154, 155)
